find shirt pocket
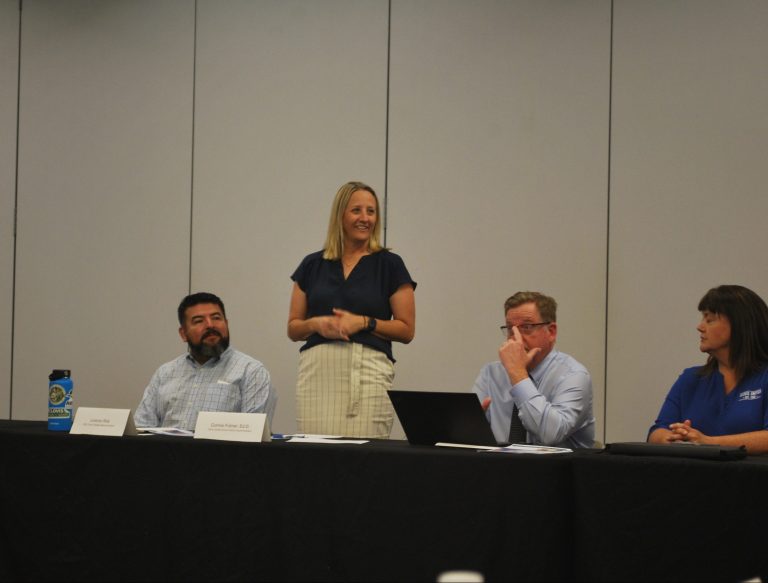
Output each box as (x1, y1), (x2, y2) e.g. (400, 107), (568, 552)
(200, 380), (242, 412)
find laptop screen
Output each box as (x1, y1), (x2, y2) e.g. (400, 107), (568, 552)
(387, 390), (501, 446)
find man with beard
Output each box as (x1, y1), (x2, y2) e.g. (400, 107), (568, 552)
(134, 292), (276, 430)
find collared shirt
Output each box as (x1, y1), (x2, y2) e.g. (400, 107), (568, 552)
(134, 346), (276, 431)
(649, 365), (768, 437)
(471, 349), (595, 448)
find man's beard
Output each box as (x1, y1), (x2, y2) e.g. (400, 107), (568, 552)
(188, 329), (230, 360)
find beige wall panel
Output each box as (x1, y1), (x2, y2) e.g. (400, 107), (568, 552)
(387, 0), (611, 439)
(0, 0), (19, 419)
(192, 0), (389, 434)
(13, 0), (194, 419)
(607, 0), (768, 442)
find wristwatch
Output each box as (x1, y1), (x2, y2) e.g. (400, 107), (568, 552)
(365, 316), (377, 333)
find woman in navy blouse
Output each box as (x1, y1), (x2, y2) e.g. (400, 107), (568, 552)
(648, 285), (768, 453)
(288, 181), (416, 438)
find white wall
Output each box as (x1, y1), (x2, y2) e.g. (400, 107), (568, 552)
(12, 0), (194, 416)
(387, 0), (610, 439)
(606, 0), (768, 441)
(3, 0), (768, 445)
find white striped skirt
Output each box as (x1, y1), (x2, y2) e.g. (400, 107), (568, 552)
(296, 342), (395, 438)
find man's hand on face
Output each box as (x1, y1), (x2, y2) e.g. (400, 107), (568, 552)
(499, 326), (541, 385)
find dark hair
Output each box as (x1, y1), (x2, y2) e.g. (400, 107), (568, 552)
(697, 285), (768, 380)
(177, 292), (226, 326)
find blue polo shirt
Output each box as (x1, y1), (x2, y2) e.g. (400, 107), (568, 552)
(649, 365), (768, 437)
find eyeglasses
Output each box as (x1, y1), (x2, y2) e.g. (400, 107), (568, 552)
(500, 322), (551, 338)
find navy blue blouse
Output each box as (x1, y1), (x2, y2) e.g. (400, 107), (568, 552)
(291, 249), (416, 362)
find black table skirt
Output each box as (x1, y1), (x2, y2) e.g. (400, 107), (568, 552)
(572, 452), (768, 582)
(0, 421), (572, 582)
(2, 420), (768, 582)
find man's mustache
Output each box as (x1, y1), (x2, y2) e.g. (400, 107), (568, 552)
(202, 329), (222, 340)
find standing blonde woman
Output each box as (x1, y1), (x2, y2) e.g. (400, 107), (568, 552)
(288, 181), (416, 438)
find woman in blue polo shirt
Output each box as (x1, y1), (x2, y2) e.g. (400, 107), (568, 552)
(648, 285), (768, 453)
(288, 181), (416, 438)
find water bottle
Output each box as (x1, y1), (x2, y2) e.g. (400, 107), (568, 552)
(48, 369), (74, 431)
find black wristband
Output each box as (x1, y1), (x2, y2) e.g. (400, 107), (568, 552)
(365, 316), (377, 333)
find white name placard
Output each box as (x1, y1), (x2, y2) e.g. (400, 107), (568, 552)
(70, 407), (138, 436)
(194, 412), (270, 443)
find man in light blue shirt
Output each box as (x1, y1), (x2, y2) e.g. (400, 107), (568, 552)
(135, 292), (276, 431)
(472, 291), (594, 448)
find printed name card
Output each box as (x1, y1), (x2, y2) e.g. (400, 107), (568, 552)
(194, 412), (271, 443)
(70, 407), (138, 436)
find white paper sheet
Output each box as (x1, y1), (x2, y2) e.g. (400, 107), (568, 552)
(136, 427), (194, 437)
(435, 442), (499, 450)
(486, 444), (573, 454)
(287, 436), (369, 444)
(272, 433), (343, 439)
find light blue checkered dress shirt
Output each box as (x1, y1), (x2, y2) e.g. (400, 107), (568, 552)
(134, 346), (276, 431)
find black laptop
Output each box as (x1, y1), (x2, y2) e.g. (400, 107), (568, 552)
(387, 389), (503, 446)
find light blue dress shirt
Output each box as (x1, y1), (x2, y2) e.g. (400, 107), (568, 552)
(472, 349), (594, 448)
(134, 346), (276, 431)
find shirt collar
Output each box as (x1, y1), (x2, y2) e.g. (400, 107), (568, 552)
(529, 349), (558, 386)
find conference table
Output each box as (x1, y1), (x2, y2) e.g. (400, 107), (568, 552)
(1, 420), (767, 582)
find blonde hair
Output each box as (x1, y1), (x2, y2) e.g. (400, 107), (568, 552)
(322, 181), (385, 260)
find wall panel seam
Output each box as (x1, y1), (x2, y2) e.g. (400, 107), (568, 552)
(188, 0), (198, 294)
(9, 0), (23, 419)
(602, 0), (614, 444)
(383, 0), (391, 247)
